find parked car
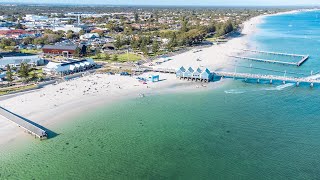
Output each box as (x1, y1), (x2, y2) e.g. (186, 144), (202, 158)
(120, 72), (130, 76)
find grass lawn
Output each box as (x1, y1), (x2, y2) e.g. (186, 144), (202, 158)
(0, 84), (37, 95)
(20, 49), (42, 54)
(117, 53), (142, 62)
(91, 53), (142, 62)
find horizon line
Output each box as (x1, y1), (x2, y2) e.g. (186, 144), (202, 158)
(0, 2), (320, 8)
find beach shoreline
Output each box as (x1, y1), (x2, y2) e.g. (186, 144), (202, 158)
(0, 9), (303, 148)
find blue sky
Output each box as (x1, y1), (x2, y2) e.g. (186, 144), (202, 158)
(3, 0), (320, 6)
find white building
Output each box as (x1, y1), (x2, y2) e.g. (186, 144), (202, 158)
(53, 25), (83, 33)
(25, 15), (49, 22)
(0, 55), (45, 68)
(43, 58), (96, 75)
(80, 33), (100, 40)
(0, 72), (6, 81)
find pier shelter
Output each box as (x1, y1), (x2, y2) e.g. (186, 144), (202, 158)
(184, 67), (194, 78)
(176, 66), (186, 77)
(193, 68), (202, 78)
(176, 66), (213, 82)
(201, 68), (213, 82)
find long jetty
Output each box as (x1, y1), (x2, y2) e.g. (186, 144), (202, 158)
(228, 55), (298, 66)
(215, 71), (320, 87)
(132, 66), (320, 86)
(241, 49), (307, 57)
(0, 106), (47, 139)
(132, 67), (176, 74)
(233, 49), (309, 67)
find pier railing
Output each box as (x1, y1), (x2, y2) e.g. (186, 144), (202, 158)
(0, 106), (47, 139)
(215, 71), (320, 85)
(232, 49), (309, 67)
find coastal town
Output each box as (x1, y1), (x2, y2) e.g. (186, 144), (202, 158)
(2, 0), (320, 179)
(1, 5), (319, 140)
(0, 4), (286, 95)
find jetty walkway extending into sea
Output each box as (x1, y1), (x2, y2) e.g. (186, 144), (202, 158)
(0, 106), (47, 139)
(132, 67), (320, 87)
(240, 49), (307, 57)
(216, 71), (320, 87)
(232, 49), (309, 67)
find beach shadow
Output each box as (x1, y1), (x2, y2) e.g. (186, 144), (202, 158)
(158, 79), (167, 82)
(0, 107), (59, 139)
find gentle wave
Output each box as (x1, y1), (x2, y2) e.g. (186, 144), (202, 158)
(225, 83), (295, 94)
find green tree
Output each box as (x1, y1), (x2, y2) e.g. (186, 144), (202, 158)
(114, 36), (122, 50)
(18, 63), (30, 82)
(130, 38), (139, 50)
(74, 47), (81, 57)
(152, 40), (159, 54)
(5, 65), (14, 85)
(79, 30), (85, 35)
(112, 54), (119, 61)
(134, 12), (139, 23)
(181, 18), (189, 32)
(96, 53), (102, 59)
(15, 23), (24, 29)
(22, 37), (34, 45)
(66, 32), (75, 39)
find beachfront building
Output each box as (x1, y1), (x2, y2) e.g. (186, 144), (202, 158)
(176, 66), (186, 77)
(42, 45), (78, 58)
(200, 68), (213, 81)
(42, 58), (96, 76)
(184, 67), (194, 78)
(0, 55), (45, 68)
(176, 66), (213, 82)
(193, 68), (202, 78)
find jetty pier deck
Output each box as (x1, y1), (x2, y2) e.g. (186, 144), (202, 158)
(132, 66), (320, 87)
(215, 71), (320, 87)
(0, 106), (47, 139)
(240, 49), (307, 57)
(132, 67), (176, 74)
(228, 55), (298, 66)
(232, 49), (309, 67)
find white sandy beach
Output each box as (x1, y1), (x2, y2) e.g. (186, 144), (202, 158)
(0, 11), (296, 146)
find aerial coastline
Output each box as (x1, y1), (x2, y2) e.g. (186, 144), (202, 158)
(0, 9), (309, 147)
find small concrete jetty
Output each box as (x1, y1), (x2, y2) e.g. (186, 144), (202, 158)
(232, 49), (309, 67)
(0, 106), (47, 139)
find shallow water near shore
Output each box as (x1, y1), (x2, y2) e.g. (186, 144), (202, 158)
(2, 10), (320, 179)
(1, 81), (320, 179)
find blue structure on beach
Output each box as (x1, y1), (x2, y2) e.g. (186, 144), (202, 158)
(184, 67), (194, 78)
(176, 66), (186, 77)
(193, 68), (202, 78)
(147, 74), (160, 82)
(200, 68), (213, 80)
(176, 66), (213, 82)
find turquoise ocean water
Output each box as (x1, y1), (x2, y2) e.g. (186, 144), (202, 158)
(2, 11), (320, 179)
